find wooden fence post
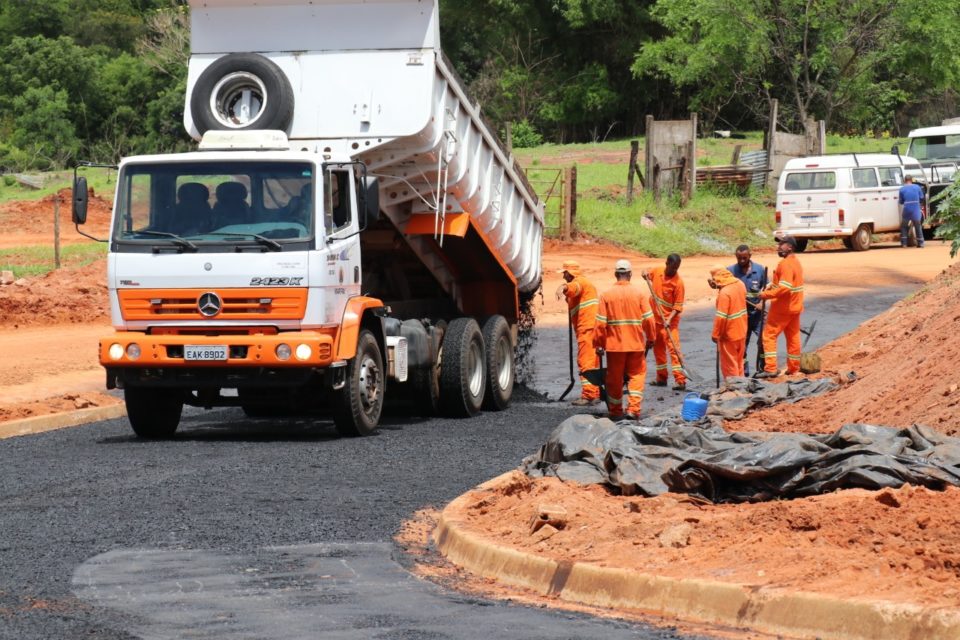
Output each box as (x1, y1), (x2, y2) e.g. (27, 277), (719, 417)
(569, 164), (577, 238)
(53, 194), (61, 270)
(627, 140), (640, 204)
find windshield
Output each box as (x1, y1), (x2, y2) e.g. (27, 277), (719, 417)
(907, 135), (960, 162)
(113, 161), (315, 250)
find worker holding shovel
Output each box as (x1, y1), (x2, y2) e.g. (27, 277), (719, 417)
(643, 254), (687, 391)
(709, 266), (749, 380)
(593, 260), (657, 421)
(556, 260), (601, 406)
(756, 236), (805, 378)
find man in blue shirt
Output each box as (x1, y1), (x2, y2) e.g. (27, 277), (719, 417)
(898, 175), (926, 248)
(728, 245), (767, 375)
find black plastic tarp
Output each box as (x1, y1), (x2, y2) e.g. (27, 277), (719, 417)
(523, 380), (960, 503)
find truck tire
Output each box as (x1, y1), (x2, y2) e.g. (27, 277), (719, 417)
(793, 238), (809, 253)
(412, 320), (444, 417)
(333, 329), (384, 437)
(850, 224), (872, 251)
(190, 53), (294, 134)
(125, 386), (182, 439)
(439, 317), (486, 418)
(481, 315), (513, 411)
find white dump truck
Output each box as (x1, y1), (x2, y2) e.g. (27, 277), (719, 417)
(73, 0), (544, 438)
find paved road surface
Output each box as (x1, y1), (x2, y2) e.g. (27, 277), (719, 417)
(0, 283), (933, 639)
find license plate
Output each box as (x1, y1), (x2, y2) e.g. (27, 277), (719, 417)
(184, 345), (228, 361)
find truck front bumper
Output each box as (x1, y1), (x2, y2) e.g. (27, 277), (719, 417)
(100, 330), (339, 369)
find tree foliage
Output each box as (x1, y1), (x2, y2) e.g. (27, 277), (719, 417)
(0, 0), (958, 170)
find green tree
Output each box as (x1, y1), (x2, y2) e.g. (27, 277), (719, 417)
(10, 86), (79, 169)
(635, 0), (960, 133)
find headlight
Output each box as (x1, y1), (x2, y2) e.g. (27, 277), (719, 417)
(295, 344), (312, 361)
(126, 343), (141, 360)
(108, 343), (124, 361)
(276, 343), (292, 361)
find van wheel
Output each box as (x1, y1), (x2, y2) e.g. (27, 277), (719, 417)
(333, 330), (384, 437)
(191, 53), (294, 134)
(850, 224), (872, 251)
(439, 318), (486, 418)
(125, 386), (182, 439)
(793, 238), (809, 253)
(481, 315), (514, 411)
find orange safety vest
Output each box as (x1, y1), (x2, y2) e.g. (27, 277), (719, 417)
(648, 267), (685, 325)
(760, 254), (804, 316)
(594, 281), (657, 352)
(564, 275), (599, 336)
(712, 279), (749, 342)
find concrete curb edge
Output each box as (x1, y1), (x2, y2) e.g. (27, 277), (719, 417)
(433, 472), (960, 640)
(0, 404), (126, 439)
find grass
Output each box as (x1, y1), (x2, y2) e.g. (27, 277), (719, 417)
(0, 243), (107, 278)
(515, 132), (911, 255)
(0, 167), (117, 206)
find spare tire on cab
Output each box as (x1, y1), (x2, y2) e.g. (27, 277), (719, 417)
(190, 53), (294, 134)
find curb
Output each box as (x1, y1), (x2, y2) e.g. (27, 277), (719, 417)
(434, 472), (960, 640)
(0, 404), (126, 440)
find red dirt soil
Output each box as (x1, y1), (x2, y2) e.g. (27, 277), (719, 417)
(447, 472), (960, 611)
(731, 261), (960, 436)
(0, 188), (112, 248)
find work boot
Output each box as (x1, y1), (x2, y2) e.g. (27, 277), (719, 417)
(650, 380), (667, 387)
(672, 383), (686, 391)
(754, 370), (780, 379)
(624, 412), (639, 421)
(571, 397), (600, 407)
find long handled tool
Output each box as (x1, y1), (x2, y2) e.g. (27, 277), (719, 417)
(754, 266), (769, 375)
(558, 310), (576, 401)
(642, 274), (702, 385)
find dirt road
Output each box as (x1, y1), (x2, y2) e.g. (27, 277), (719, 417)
(0, 238), (954, 424)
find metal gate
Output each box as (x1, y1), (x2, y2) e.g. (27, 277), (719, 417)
(524, 167), (566, 237)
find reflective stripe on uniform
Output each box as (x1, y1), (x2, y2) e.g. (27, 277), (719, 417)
(570, 298), (599, 317)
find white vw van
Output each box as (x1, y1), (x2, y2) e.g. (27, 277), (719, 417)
(774, 153), (924, 251)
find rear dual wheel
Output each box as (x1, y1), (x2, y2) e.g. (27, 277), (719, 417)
(439, 316), (515, 417)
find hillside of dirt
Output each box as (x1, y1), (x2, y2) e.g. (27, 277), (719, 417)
(732, 261), (960, 435)
(0, 188), (112, 248)
(0, 258), (108, 327)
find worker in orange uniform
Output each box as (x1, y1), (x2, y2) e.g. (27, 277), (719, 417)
(756, 236), (805, 378)
(709, 266), (749, 380)
(556, 260), (601, 406)
(593, 260), (657, 421)
(643, 254), (687, 391)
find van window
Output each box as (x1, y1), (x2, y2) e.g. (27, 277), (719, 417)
(878, 167), (903, 187)
(784, 171), (836, 190)
(851, 168), (879, 188)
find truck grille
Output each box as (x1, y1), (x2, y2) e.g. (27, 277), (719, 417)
(119, 288), (308, 321)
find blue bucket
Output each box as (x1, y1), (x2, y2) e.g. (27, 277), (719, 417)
(681, 393), (708, 421)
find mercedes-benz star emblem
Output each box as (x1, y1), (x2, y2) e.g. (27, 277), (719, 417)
(198, 292), (223, 317)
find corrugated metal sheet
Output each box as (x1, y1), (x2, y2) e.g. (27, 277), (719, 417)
(741, 150), (769, 190)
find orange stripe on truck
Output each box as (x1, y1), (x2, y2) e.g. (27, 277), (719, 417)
(118, 288), (308, 321)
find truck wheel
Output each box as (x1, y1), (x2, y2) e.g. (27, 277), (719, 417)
(439, 318), (486, 418)
(906, 225), (919, 247)
(191, 53), (294, 134)
(793, 238), (809, 253)
(333, 329), (384, 437)
(850, 224), (872, 251)
(481, 315), (514, 411)
(124, 386), (182, 439)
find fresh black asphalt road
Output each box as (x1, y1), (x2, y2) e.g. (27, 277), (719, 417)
(0, 396), (709, 640)
(0, 287), (914, 639)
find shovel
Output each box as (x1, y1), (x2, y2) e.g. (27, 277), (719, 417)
(642, 274), (704, 387)
(800, 319), (821, 373)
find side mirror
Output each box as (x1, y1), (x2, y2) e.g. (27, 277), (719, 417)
(72, 176), (88, 225)
(891, 144), (900, 156)
(359, 176), (380, 229)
